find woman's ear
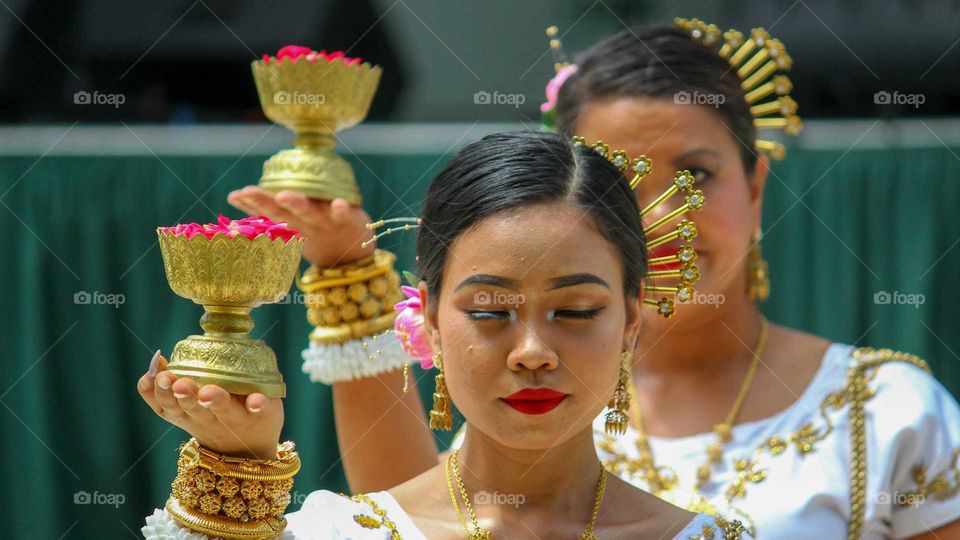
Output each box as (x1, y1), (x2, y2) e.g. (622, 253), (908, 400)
(418, 280), (441, 350)
(749, 154), (770, 230)
(625, 283), (643, 351)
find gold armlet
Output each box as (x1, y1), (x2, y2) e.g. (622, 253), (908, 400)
(297, 249), (404, 345)
(167, 438), (301, 540)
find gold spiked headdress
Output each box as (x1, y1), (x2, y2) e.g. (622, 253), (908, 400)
(673, 17), (802, 160)
(571, 137), (703, 318)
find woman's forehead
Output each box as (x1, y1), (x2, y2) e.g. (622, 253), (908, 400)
(442, 203), (622, 287)
(575, 97), (733, 158)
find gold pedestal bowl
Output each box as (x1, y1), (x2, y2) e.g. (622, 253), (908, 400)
(251, 57), (382, 204)
(158, 231), (304, 397)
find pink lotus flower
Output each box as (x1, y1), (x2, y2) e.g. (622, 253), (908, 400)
(160, 215), (299, 243)
(540, 64), (577, 113)
(393, 285), (435, 369)
(262, 45), (363, 66)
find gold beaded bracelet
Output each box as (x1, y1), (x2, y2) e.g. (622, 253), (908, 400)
(297, 249), (404, 345)
(166, 438), (301, 540)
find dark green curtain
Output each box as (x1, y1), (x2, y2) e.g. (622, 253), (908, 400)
(0, 145), (957, 539)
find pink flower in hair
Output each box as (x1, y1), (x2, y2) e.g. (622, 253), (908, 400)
(540, 64), (577, 113)
(393, 285), (435, 369)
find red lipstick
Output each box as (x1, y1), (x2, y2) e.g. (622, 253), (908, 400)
(502, 388), (568, 415)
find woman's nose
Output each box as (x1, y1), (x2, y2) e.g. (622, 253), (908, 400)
(505, 323), (559, 372)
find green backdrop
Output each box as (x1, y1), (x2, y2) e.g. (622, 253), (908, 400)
(1, 144), (958, 539)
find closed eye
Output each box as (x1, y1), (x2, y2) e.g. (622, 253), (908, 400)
(468, 310), (511, 321)
(688, 166), (713, 184)
(554, 307), (605, 320)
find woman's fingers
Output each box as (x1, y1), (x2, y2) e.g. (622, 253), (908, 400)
(195, 383), (237, 416)
(227, 191), (261, 217)
(275, 190), (333, 229)
(328, 198), (353, 226)
(138, 350), (166, 416)
(230, 187), (296, 224)
(171, 377), (216, 422)
(154, 370), (187, 421)
(245, 393), (269, 414)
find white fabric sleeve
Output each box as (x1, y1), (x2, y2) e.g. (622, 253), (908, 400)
(866, 361), (960, 538)
(301, 329), (414, 385)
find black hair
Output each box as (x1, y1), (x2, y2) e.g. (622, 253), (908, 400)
(556, 25), (758, 173)
(416, 131), (647, 304)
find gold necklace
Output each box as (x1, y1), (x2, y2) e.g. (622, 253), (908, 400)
(444, 450), (607, 540)
(629, 316), (769, 508)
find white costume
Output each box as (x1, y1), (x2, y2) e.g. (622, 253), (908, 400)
(143, 489), (753, 539)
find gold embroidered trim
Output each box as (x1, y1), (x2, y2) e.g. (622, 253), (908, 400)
(846, 348), (930, 540)
(900, 448), (960, 505)
(687, 516), (748, 539)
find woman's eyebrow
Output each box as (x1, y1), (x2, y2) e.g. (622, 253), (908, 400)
(546, 273), (610, 291)
(454, 274), (518, 292)
(670, 147), (722, 168)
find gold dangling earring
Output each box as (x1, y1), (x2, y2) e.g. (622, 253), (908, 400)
(605, 350), (633, 436)
(747, 228), (770, 302)
(429, 351), (453, 431)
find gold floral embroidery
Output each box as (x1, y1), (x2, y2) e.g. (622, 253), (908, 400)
(339, 492), (403, 540)
(901, 447), (960, 505)
(715, 516), (748, 539)
(688, 523), (715, 539)
(725, 459), (767, 501)
(354, 514), (382, 528)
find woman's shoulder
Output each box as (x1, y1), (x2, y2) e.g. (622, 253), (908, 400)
(838, 346), (947, 411)
(803, 342), (959, 432)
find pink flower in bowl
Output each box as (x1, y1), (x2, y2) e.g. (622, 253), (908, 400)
(160, 214), (300, 243)
(262, 45), (363, 66)
(393, 285), (435, 369)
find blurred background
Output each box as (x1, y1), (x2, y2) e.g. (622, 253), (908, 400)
(0, 0), (958, 538)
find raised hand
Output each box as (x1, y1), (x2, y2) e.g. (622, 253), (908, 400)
(228, 187), (375, 268)
(137, 351), (284, 460)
